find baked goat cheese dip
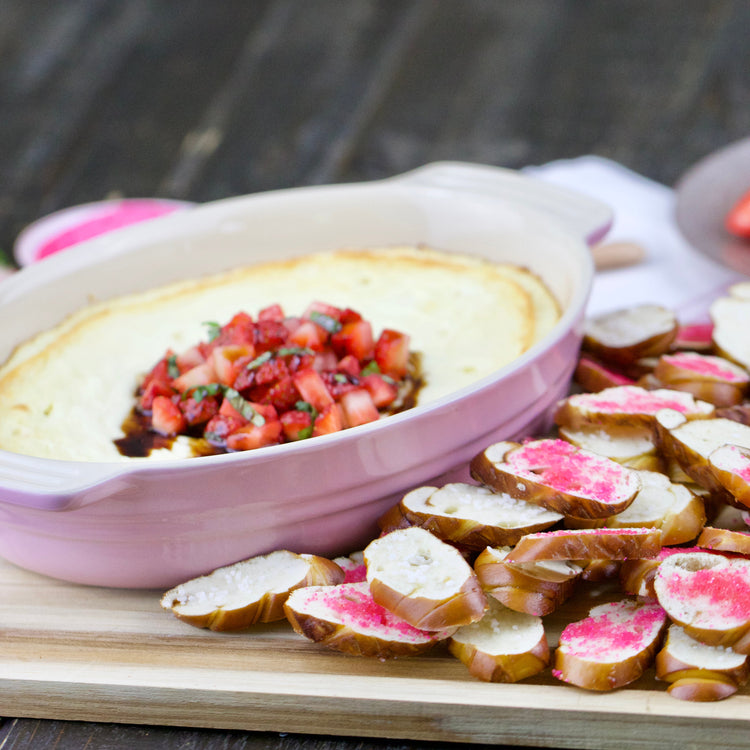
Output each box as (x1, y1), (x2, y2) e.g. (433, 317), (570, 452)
(0, 246), (560, 462)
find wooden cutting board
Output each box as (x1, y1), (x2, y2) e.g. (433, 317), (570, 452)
(1, 555), (749, 749)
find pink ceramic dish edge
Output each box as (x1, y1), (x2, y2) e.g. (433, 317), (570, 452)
(0, 162), (611, 588)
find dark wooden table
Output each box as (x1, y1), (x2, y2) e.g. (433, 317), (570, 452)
(1, 1), (749, 748)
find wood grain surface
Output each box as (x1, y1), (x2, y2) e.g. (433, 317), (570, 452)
(2, 1), (750, 748)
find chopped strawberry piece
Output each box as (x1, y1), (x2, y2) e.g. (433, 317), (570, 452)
(225, 419), (283, 451)
(293, 368), (335, 411)
(263, 375), (300, 412)
(289, 320), (327, 351)
(254, 319), (290, 353)
(138, 378), (175, 412)
(304, 301), (343, 322)
(254, 357), (290, 386)
(179, 394), (220, 426)
(374, 329), (410, 379)
(339, 388), (380, 427)
(210, 344), (255, 386)
(280, 409), (314, 441)
(173, 361), (218, 392)
(258, 303), (285, 322)
(361, 373), (398, 408)
(313, 349), (339, 371)
(321, 371), (358, 400)
(337, 354), (362, 377)
(339, 307), (363, 324)
(176, 345), (206, 370)
(331, 319), (375, 361)
(312, 403), (345, 436)
(204, 413), (246, 446)
(214, 311), (255, 347)
(218, 397), (250, 425)
(151, 396), (188, 436)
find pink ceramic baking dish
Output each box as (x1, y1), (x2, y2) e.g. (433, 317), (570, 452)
(0, 162), (611, 588)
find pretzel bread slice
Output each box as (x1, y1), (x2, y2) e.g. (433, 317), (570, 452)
(554, 385), (714, 434)
(470, 438), (641, 520)
(553, 598), (668, 691)
(473, 546), (579, 616)
(653, 551), (750, 650)
(448, 598), (550, 682)
(283, 581), (452, 658)
(364, 527), (487, 631)
(378, 483), (562, 550)
(160, 550), (344, 631)
(655, 623), (749, 701)
(506, 527), (662, 564)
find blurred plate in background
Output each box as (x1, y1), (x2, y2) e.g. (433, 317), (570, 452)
(675, 137), (750, 277)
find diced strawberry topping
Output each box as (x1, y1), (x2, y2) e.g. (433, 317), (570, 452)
(313, 403), (345, 436)
(331, 319), (375, 361)
(180, 394), (220, 426)
(211, 344), (255, 386)
(254, 319), (289, 353)
(225, 419), (283, 451)
(204, 413), (247, 446)
(151, 396), (188, 436)
(361, 373), (398, 408)
(374, 329), (410, 379)
(257, 303), (285, 322)
(213, 311), (255, 347)
(138, 378), (175, 412)
(134, 301), (414, 454)
(173, 361), (217, 391)
(262, 375), (300, 412)
(289, 320), (328, 351)
(280, 409), (314, 441)
(339, 388), (380, 427)
(293, 368), (335, 411)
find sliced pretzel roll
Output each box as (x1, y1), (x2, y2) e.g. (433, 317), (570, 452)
(553, 599), (668, 691)
(599, 470), (705, 546)
(554, 385), (714, 435)
(558, 424), (663, 473)
(283, 581), (452, 658)
(696, 526), (750, 555)
(654, 410), (750, 506)
(364, 527), (487, 631)
(160, 550), (345, 631)
(470, 438), (641, 520)
(581, 304), (679, 367)
(506, 527), (662, 564)
(653, 351), (749, 407)
(333, 551), (367, 583)
(710, 293), (750, 370)
(573, 355), (635, 393)
(448, 597), (550, 682)
(579, 559), (622, 582)
(707, 443), (750, 510)
(654, 551), (750, 650)
(379, 483), (562, 551)
(473, 546), (579, 616)
(655, 623), (749, 701)
(619, 546), (704, 600)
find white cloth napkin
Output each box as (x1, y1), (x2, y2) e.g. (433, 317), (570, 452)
(524, 155), (744, 322)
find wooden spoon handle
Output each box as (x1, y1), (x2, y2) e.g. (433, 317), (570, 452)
(592, 241), (646, 270)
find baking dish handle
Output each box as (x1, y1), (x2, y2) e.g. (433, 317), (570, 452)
(395, 161), (613, 246)
(0, 451), (123, 511)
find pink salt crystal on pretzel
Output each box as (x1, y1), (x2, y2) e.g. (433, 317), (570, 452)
(284, 581), (452, 658)
(555, 385), (715, 434)
(654, 552), (750, 651)
(471, 438), (641, 519)
(553, 599), (667, 690)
